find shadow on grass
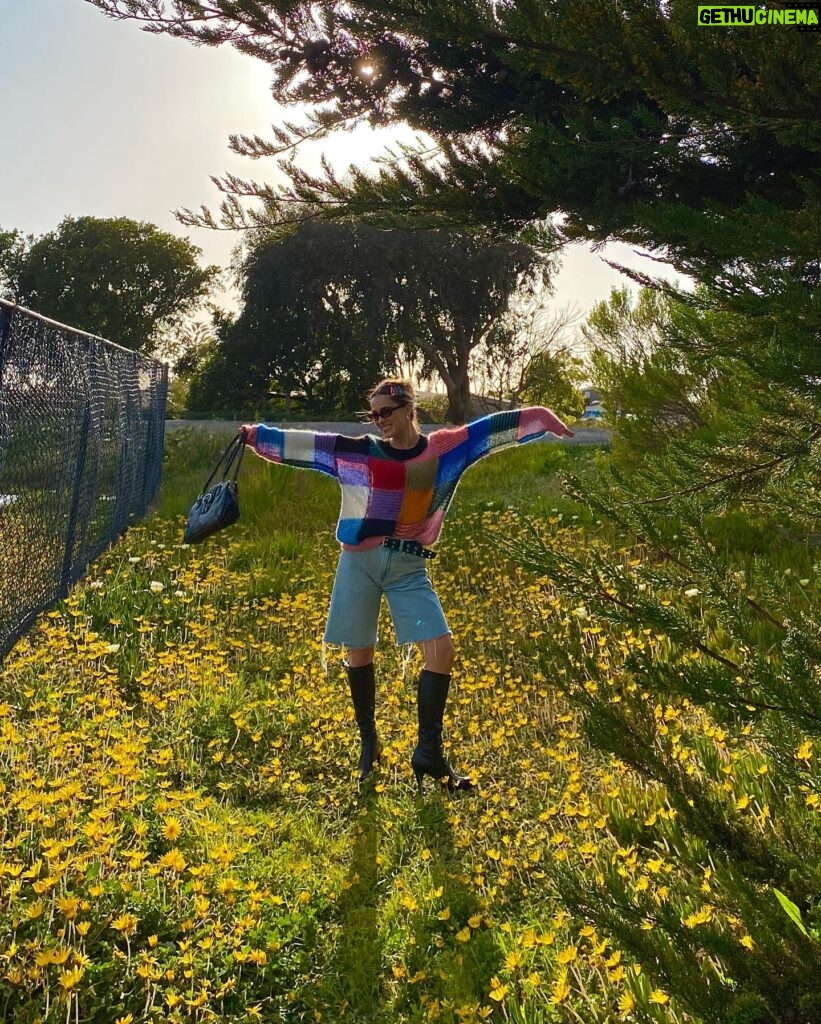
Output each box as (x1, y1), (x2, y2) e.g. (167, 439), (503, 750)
(402, 796), (503, 1018)
(314, 786), (388, 1019)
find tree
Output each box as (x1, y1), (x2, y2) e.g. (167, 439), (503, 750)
(190, 225), (394, 417)
(517, 347), (586, 422)
(87, 3), (819, 261)
(191, 222), (549, 422)
(473, 300), (584, 417)
(0, 216), (215, 352)
(386, 229), (554, 422)
(0, 228), (27, 298)
(584, 287), (719, 456)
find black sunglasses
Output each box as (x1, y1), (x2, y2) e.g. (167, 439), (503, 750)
(369, 404), (403, 422)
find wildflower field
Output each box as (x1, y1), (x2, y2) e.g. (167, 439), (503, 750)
(1, 430), (818, 1024)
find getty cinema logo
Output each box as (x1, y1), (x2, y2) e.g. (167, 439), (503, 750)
(698, 3), (820, 28)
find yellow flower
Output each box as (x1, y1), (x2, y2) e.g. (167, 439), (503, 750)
(115, 1016), (134, 1024)
(504, 951), (524, 971)
(683, 905), (714, 928)
(56, 896), (79, 920)
(796, 740), (814, 761)
(741, 935), (755, 950)
(59, 966), (85, 990)
(455, 927), (471, 943)
(162, 817), (182, 842)
(550, 971), (571, 1004)
(488, 978), (508, 1002)
(437, 908), (451, 921)
(158, 849), (187, 872)
(649, 989), (669, 1005)
(556, 944), (578, 965)
(111, 913), (138, 936)
(618, 991), (636, 1015)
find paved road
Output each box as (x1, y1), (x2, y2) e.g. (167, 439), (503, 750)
(165, 420), (611, 445)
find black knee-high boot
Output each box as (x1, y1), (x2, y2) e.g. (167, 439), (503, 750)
(346, 663), (382, 784)
(411, 669), (475, 794)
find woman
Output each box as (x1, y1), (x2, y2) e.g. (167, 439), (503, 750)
(240, 379), (573, 793)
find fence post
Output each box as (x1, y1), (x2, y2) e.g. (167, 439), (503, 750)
(60, 400), (92, 597)
(0, 303), (13, 384)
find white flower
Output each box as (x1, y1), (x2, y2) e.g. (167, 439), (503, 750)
(89, 580), (104, 590)
(105, 643), (121, 655)
(637, 583), (647, 592)
(174, 590), (186, 598)
(128, 557), (141, 564)
(684, 588), (700, 598)
(149, 581), (164, 594)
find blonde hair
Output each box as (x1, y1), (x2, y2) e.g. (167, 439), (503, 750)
(367, 377), (419, 426)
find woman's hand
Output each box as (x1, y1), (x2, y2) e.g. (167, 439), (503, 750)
(538, 408), (574, 438)
(239, 424), (257, 447)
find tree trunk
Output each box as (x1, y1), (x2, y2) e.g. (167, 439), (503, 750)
(445, 363), (472, 424)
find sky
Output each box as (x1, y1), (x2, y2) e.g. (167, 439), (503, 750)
(1, 0), (683, 329)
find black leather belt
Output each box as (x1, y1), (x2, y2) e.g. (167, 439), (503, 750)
(383, 537), (437, 559)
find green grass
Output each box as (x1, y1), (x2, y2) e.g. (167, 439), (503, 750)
(0, 429), (817, 1024)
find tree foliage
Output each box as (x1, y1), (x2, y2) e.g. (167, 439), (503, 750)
(0, 216), (215, 352)
(87, 2), (819, 256)
(473, 301), (584, 419)
(0, 229), (27, 297)
(585, 287), (748, 455)
(190, 221), (549, 421)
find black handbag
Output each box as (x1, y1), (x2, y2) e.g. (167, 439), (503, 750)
(183, 432), (246, 544)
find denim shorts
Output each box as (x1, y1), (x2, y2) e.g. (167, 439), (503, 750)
(323, 545), (451, 649)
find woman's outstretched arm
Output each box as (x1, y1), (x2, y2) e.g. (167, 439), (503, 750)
(240, 423), (341, 479)
(431, 407), (573, 470)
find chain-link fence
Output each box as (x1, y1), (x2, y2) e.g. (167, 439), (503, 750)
(0, 300), (168, 660)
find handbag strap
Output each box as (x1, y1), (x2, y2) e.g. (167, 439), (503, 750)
(201, 432), (244, 493)
(229, 433), (246, 482)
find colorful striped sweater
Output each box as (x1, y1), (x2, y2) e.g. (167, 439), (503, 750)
(250, 407), (570, 550)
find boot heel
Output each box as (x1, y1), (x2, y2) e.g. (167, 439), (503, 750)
(413, 768), (424, 795)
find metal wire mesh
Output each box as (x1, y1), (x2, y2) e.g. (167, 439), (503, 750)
(0, 299), (168, 660)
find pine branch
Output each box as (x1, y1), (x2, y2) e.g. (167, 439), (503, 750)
(644, 427), (821, 504)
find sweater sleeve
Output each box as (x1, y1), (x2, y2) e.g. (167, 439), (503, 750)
(251, 424), (340, 479)
(464, 407), (571, 468)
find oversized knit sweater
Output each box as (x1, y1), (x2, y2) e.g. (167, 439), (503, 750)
(251, 407), (569, 550)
